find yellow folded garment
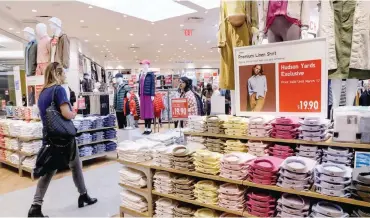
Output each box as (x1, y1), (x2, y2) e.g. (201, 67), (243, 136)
(194, 180), (219, 192)
(195, 167), (219, 175)
(194, 161), (220, 170)
(194, 189), (218, 198)
(194, 208), (219, 218)
(195, 195), (218, 205)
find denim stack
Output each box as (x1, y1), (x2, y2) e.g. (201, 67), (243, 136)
(103, 114), (116, 127)
(79, 146), (93, 157)
(104, 129), (117, 139)
(95, 143), (106, 153)
(91, 117), (104, 129)
(105, 141), (117, 152)
(73, 118), (92, 131)
(91, 131), (104, 142)
(76, 133), (92, 145)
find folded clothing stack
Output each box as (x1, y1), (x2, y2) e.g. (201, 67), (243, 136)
(206, 116), (223, 134)
(220, 213), (242, 217)
(153, 145), (177, 168)
(22, 156), (37, 169)
(173, 176), (196, 200)
(359, 116), (370, 143)
(24, 107), (32, 120)
(276, 194), (310, 218)
(104, 129), (117, 139)
(220, 152), (255, 180)
(148, 132), (176, 146)
(277, 156), (317, 191)
(0, 119), (12, 135)
(248, 116), (274, 137)
(7, 152), (20, 165)
(90, 117), (103, 129)
(73, 118), (92, 131)
(172, 145), (195, 171)
(223, 117), (248, 136)
(93, 143), (106, 154)
(0, 136), (4, 147)
(20, 140), (42, 154)
(91, 131), (104, 142)
(154, 198), (179, 218)
(5, 137), (19, 150)
(298, 117), (331, 141)
(194, 180), (219, 205)
(19, 122), (43, 138)
(224, 140), (247, 153)
(103, 114), (116, 127)
(117, 140), (159, 163)
(268, 144), (295, 159)
(0, 148), (5, 160)
(218, 183), (246, 212)
(246, 191), (276, 217)
(309, 201), (348, 218)
(173, 205), (196, 217)
(31, 105), (40, 120)
(194, 208), (219, 218)
(295, 144), (322, 162)
(193, 149), (222, 175)
(247, 140), (269, 157)
(79, 146), (93, 157)
(205, 138), (225, 153)
(8, 121), (23, 137)
(271, 117), (300, 139)
(187, 116), (207, 133)
(119, 167), (147, 188)
(154, 171), (175, 194)
(105, 141), (117, 151)
(120, 189), (148, 212)
(187, 136), (205, 144)
(76, 133), (92, 145)
(247, 156), (284, 185)
(350, 167), (370, 202)
(322, 147), (353, 166)
(314, 163), (352, 197)
(13, 106), (24, 119)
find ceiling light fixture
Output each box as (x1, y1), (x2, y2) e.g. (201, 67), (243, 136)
(158, 50), (161, 53)
(94, 45), (98, 47)
(178, 48), (182, 50)
(16, 31), (20, 34)
(164, 34), (167, 36)
(31, 9), (37, 12)
(96, 33), (100, 36)
(180, 24), (184, 27)
(123, 14), (127, 18)
(151, 22), (155, 25)
(84, 39), (89, 42)
(214, 24), (218, 27)
(103, 45), (106, 48)
(190, 44), (193, 46)
(147, 34), (151, 36)
(129, 33), (134, 36)
(88, 5), (93, 8)
(100, 51), (103, 53)
(116, 27), (120, 30)
(8, 28), (13, 31)
(80, 20), (84, 23)
(194, 47), (196, 50)
(202, 56), (204, 58)
(207, 40), (210, 43)
(210, 50), (213, 52)
(183, 50), (186, 53)
(160, 44), (164, 46)
(106, 39), (110, 42)
(131, 43), (135, 46)
(185, 39), (188, 42)
(133, 50), (136, 53)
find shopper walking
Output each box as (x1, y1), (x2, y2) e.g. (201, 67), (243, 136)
(179, 77), (198, 116)
(28, 62), (97, 217)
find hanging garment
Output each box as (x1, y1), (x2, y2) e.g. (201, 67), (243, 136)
(52, 33), (70, 69)
(218, 0), (257, 90)
(319, 0), (370, 79)
(100, 95), (110, 116)
(153, 93), (165, 118)
(25, 40), (37, 76)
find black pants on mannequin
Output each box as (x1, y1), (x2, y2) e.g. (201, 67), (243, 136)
(116, 112), (127, 129)
(143, 119), (152, 135)
(174, 121), (184, 128)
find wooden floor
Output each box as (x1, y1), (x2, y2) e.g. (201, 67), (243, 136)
(0, 156), (116, 195)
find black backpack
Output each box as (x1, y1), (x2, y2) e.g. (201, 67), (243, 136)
(192, 91), (205, 116)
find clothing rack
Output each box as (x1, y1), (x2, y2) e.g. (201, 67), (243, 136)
(153, 89), (178, 132)
(79, 53), (104, 69)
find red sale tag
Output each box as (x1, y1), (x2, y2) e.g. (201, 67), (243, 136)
(77, 97), (86, 110)
(171, 98), (188, 120)
(279, 59), (322, 112)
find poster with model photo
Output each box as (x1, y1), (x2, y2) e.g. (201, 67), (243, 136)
(234, 38), (328, 117)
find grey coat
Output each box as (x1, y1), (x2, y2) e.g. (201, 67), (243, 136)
(25, 40), (37, 76)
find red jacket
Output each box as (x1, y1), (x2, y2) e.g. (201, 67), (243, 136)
(153, 93), (165, 117)
(123, 92), (137, 116)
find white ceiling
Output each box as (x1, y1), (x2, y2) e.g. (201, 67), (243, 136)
(0, 0), (220, 68)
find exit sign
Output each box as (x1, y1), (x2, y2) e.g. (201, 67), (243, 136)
(184, 29), (193, 36)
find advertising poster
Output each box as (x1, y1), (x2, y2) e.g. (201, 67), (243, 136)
(234, 38), (327, 117)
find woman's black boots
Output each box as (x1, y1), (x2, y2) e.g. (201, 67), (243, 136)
(28, 204), (48, 217)
(78, 193), (98, 208)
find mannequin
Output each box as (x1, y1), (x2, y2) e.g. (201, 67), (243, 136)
(23, 27), (37, 76)
(258, 0), (310, 43)
(138, 60), (155, 135)
(90, 82), (101, 115)
(35, 23), (51, 76)
(114, 73), (131, 129)
(124, 92), (134, 130)
(218, 0), (258, 90)
(49, 17), (70, 69)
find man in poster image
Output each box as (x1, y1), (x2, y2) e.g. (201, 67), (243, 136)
(248, 64), (267, 111)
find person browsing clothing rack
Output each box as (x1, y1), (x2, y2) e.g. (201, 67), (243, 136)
(248, 64), (267, 112)
(28, 62), (97, 217)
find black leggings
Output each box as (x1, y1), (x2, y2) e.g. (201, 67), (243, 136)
(174, 121), (184, 128)
(144, 119), (152, 128)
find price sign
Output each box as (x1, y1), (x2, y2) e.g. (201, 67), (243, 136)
(77, 97), (86, 110)
(171, 98), (188, 120)
(279, 60), (321, 112)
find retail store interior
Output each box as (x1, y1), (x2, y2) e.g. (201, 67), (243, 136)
(1, 0), (370, 217)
